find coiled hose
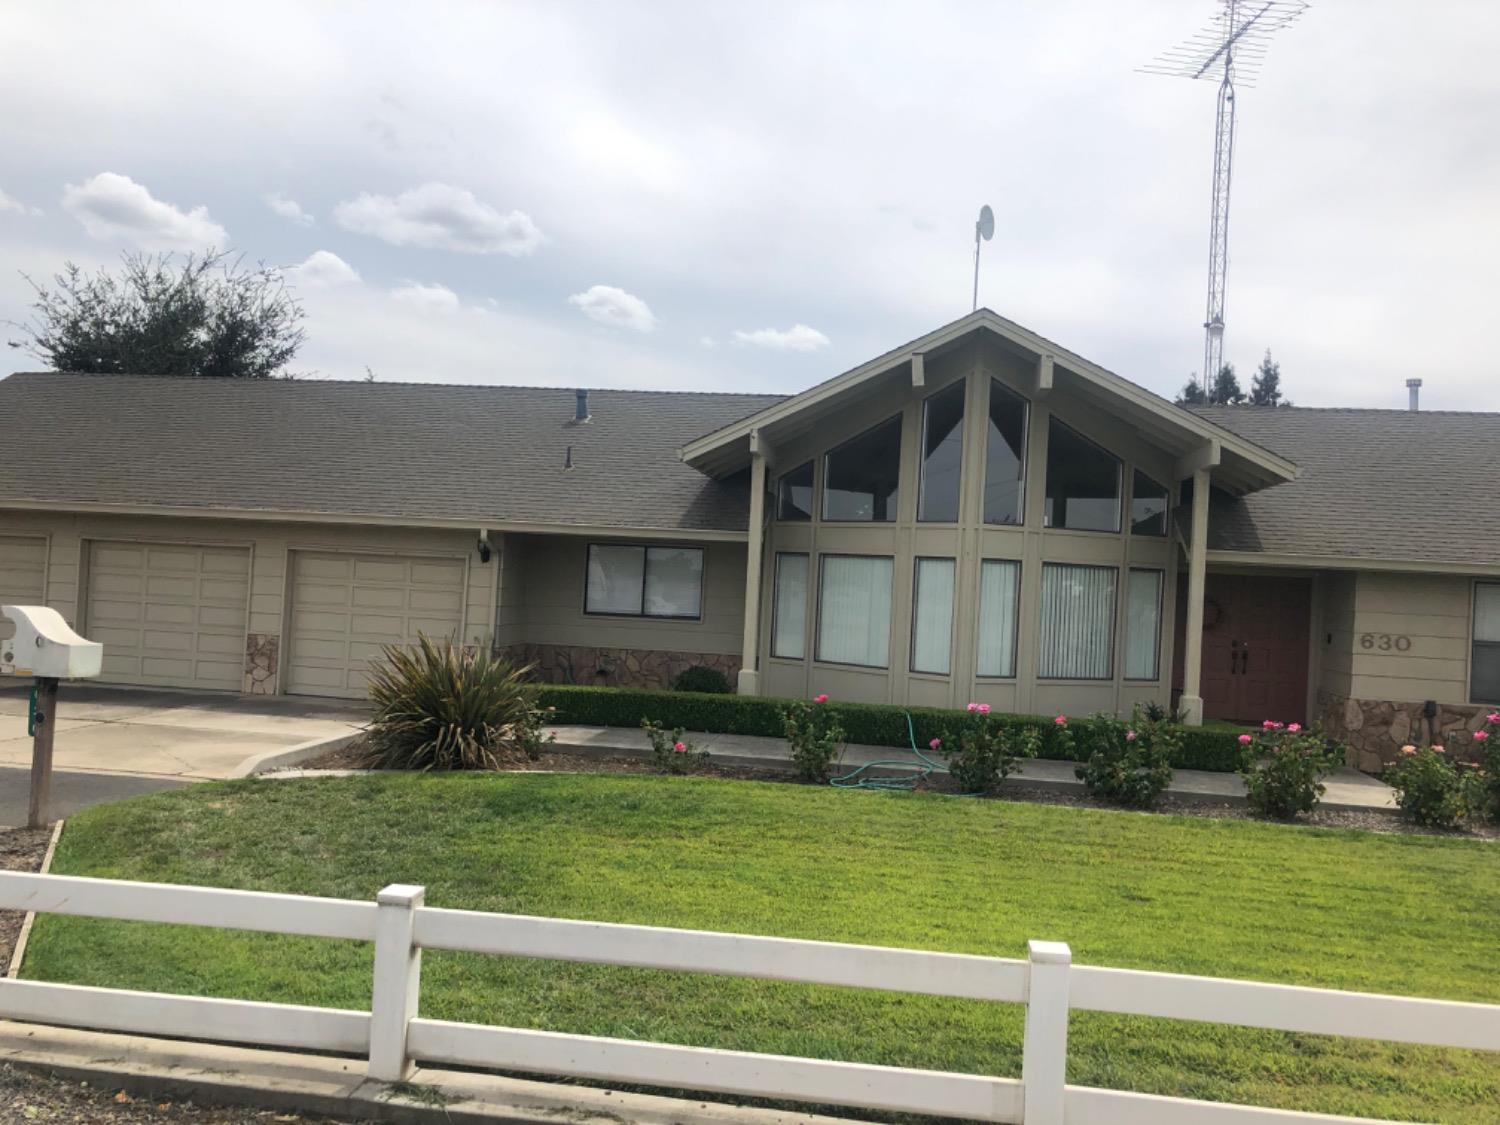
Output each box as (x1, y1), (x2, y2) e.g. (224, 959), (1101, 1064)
(829, 712), (947, 791)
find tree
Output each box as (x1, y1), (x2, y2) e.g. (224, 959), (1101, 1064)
(1209, 362), (1245, 405)
(1249, 349), (1283, 406)
(10, 250), (305, 378)
(1176, 375), (1208, 405)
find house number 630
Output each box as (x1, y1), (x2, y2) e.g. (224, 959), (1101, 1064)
(1360, 633), (1411, 652)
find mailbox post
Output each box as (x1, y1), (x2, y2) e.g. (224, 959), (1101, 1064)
(1, 606), (103, 828)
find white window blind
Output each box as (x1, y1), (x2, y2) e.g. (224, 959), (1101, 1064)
(911, 558), (955, 674)
(1124, 569), (1163, 680)
(817, 555), (893, 667)
(976, 560), (1020, 677)
(1472, 583), (1500, 703)
(772, 553), (808, 659)
(1039, 563), (1117, 679)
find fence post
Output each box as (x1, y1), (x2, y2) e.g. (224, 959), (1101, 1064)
(1021, 940), (1071, 1125)
(369, 883), (424, 1082)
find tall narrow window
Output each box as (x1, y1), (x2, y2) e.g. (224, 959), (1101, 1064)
(1044, 418), (1121, 532)
(1038, 563), (1117, 679)
(918, 383), (965, 522)
(1472, 583), (1500, 703)
(910, 558), (956, 674)
(1124, 569), (1164, 680)
(1131, 471), (1169, 536)
(816, 555), (893, 667)
(777, 461), (814, 521)
(976, 559), (1021, 677)
(823, 416), (902, 522)
(984, 381), (1028, 525)
(771, 553), (809, 659)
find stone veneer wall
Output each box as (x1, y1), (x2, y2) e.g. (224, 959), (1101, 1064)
(243, 633), (279, 695)
(501, 643), (741, 691)
(1318, 689), (1491, 772)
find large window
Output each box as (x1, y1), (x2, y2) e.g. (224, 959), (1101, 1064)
(1130, 471), (1169, 536)
(771, 553), (809, 659)
(816, 555), (893, 667)
(910, 558), (956, 674)
(1044, 418), (1121, 532)
(823, 415), (901, 522)
(1124, 568), (1164, 680)
(777, 461), (814, 521)
(976, 559), (1021, 678)
(984, 380), (1028, 525)
(1038, 563), (1117, 679)
(918, 383), (965, 522)
(585, 544), (703, 619)
(1473, 583), (1500, 703)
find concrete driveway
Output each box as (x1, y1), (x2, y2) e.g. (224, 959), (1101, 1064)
(0, 684), (366, 826)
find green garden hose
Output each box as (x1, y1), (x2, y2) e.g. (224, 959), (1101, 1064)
(829, 712), (947, 791)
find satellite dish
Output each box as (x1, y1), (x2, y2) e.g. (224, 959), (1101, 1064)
(977, 204), (995, 241)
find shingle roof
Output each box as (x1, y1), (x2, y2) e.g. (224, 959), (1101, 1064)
(0, 373), (784, 533)
(1191, 406), (1500, 566)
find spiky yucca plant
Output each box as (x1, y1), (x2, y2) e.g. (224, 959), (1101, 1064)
(363, 635), (545, 771)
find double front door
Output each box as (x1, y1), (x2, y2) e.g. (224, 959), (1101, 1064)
(1176, 573), (1311, 725)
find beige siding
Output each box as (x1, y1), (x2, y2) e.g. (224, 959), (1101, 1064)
(518, 534), (744, 655)
(495, 532), (527, 649)
(0, 534), (48, 642)
(1344, 571), (1472, 704)
(1320, 570), (1356, 697)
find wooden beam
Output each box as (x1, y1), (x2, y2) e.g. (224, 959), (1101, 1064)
(1035, 354), (1054, 398)
(910, 352), (925, 388)
(1174, 440), (1221, 479)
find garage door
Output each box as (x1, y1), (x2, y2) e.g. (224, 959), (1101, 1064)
(86, 541), (250, 690)
(286, 552), (466, 699)
(0, 535), (47, 642)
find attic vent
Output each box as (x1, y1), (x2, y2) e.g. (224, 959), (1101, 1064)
(575, 388), (590, 422)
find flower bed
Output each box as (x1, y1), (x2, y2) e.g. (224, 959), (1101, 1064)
(536, 685), (1250, 773)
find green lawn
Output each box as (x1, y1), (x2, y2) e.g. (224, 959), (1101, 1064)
(22, 774), (1500, 1123)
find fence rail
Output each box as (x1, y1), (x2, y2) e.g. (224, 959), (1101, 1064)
(1, 869), (1496, 1125)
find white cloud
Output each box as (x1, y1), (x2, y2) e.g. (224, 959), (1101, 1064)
(731, 324), (831, 352)
(333, 182), (543, 255)
(289, 250), (359, 287)
(699, 336), (716, 349)
(0, 188), (40, 216)
(60, 172), (227, 250)
(390, 281), (461, 312)
(567, 284), (657, 333)
(265, 192), (314, 226)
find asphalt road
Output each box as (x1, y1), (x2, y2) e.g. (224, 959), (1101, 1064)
(0, 766), (186, 829)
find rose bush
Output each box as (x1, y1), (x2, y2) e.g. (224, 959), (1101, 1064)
(640, 718), (709, 774)
(781, 694), (845, 782)
(1239, 721), (1343, 820)
(941, 704), (1041, 795)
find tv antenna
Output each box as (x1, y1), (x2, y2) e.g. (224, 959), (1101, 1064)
(1141, 1), (1309, 386)
(972, 204), (994, 312)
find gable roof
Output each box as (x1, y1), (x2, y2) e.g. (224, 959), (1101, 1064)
(679, 308), (1299, 496)
(0, 373), (783, 536)
(1192, 405), (1500, 569)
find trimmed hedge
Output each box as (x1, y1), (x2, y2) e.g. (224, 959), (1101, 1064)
(535, 685), (1250, 773)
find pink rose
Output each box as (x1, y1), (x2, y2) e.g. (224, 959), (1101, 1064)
(1262, 720), (1276, 730)
(1488, 712), (1500, 724)
(1125, 730), (1137, 742)
(1238, 734), (1252, 745)
(966, 702), (980, 712)
(1287, 723), (1301, 733)
(549, 730), (558, 738)
(1400, 744), (1417, 755)
(1474, 730), (1490, 742)
(813, 694), (829, 704)
(1054, 715), (1067, 726)
(929, 737), (942, 751)
(977, 703), (991, 715)
(673, 741), (686, 753)
(1433, 744), (1445, 754)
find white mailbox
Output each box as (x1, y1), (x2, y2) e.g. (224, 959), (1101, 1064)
(1, 605), (103, 679)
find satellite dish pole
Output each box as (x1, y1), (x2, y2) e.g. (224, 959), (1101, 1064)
(1141, 1), (1309, 390)
(972, 204), (994, 312)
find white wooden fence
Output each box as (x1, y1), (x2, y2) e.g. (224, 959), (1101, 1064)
(1, 870), (1497, 1125)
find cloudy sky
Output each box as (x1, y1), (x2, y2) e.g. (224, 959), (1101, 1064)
(1, 1), (1495, 409)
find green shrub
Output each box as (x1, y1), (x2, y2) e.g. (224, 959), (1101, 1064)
(1387, 745), (1469, 828)
(1075, 710), (1177, 808)
(532, 685), (1248, 772)
(640, 719), (710, 774)
(1239, 723), (1343, 819)
(781, 695), (845, 782)
(364, 637), (552, 771)
(939, 704), (1042, 794)
(671, 665), (732, 694)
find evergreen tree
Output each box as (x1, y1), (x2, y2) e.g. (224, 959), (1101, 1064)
(1209, 362), (1245, 405)
(1249, 349), (1283, 406)
(1176, 375), (1207, 405)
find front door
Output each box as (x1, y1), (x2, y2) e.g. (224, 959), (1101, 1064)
(1176, 573), (1311, 724)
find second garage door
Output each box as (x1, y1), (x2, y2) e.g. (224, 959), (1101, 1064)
(86, 541), (250, 690)
(0, 535), (48, 642)
(286, 551), (467, 699)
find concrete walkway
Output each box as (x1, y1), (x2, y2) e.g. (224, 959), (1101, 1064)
(550, 725), (1398, 813)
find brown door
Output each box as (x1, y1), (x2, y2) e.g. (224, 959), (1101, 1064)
(1176, 574), (1312, 724)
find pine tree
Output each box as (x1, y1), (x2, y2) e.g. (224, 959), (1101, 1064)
(1209, 363), (1245, 405)
(1249, 349), (1283, 406)
(1176, 375), (1207, 405)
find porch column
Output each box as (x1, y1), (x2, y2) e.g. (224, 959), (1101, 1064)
(736, 438), (768, 696)
(1180, 466), (1212, 726)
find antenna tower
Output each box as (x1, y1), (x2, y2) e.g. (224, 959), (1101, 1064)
(1142, 1), (1309, 387)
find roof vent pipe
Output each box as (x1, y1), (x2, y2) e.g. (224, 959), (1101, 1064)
(575, 388), (590, 422)
(1406, 378), (1422, 411)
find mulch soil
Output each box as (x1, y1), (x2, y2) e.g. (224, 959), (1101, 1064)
(1, 826), (52, 972)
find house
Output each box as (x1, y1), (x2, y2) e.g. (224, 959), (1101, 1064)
(1, 309), (1495, 769)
